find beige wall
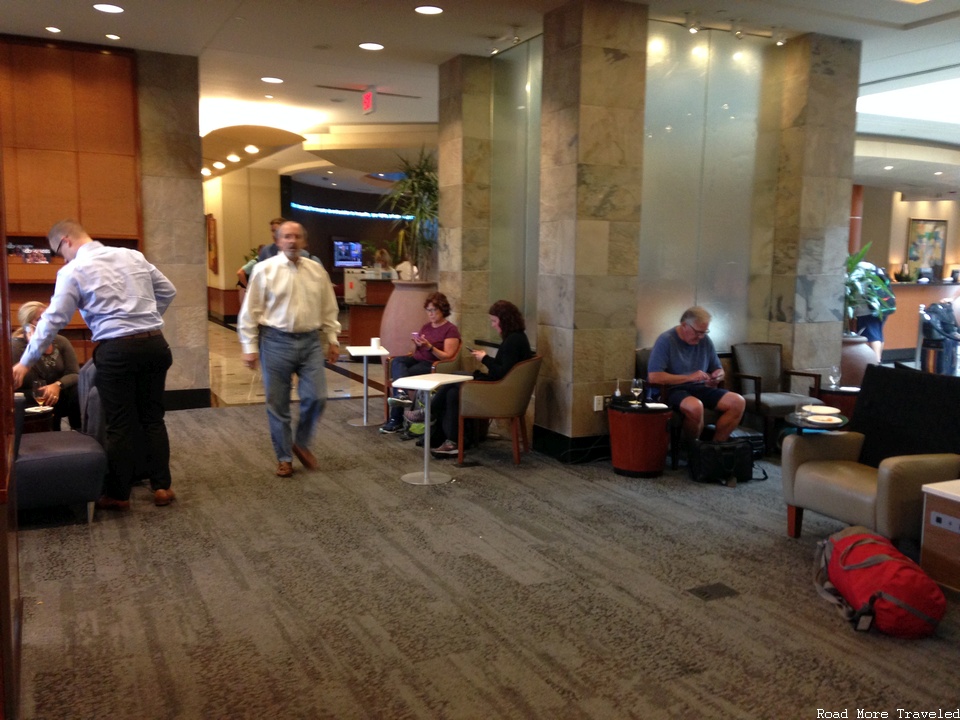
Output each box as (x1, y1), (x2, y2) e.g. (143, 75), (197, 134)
(204, 168), (282, 291)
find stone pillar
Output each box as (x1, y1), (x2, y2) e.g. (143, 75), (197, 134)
(765, 34), (861, 371)
(137, 51), (209, 399)
(437, 55), (492, 344)
(535, 0), (647, 451)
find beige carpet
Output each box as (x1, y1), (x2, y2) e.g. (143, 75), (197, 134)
(16, 399), (960, 719)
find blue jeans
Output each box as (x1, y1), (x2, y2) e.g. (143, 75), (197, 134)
(259, 326), (327, 462)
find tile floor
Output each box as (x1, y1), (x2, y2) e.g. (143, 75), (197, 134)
(208, 321), (385, 409)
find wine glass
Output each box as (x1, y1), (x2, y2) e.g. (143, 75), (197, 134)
(613, 379), (622, 398)
(32, 379), (45, 406)
(827, 364), (841, 389)
(630, 378), (644, 403)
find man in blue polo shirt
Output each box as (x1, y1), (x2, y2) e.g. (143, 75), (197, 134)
(648, 306), (745, 443)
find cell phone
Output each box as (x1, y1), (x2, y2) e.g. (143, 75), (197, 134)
(411, 332), (420, 339)
(466, 347), (475, 352)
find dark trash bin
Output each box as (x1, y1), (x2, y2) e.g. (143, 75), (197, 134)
(607, 397), (672, 477)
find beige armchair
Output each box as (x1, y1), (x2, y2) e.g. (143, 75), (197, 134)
(457, 355), (542, 465)
(782, 432), (960, 542)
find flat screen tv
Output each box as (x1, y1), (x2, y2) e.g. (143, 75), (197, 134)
(333, 240), (362, 268)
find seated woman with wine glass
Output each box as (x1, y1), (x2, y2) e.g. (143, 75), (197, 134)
(11, 301), (82, 430)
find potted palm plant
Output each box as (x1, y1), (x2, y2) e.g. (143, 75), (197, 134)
(379, 147), (439, 280)
(377, 148), (441, 362)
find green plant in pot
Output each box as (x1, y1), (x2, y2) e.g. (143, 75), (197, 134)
(844, 242), (895, 335)
(379, 147), (438, 280)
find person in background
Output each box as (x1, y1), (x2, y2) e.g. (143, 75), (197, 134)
(11, 301), (81, 430)
(236, 217), (287, 289)
(430, 300), (533, 456)
(12, 220), (177, 509)
(395, 251), (418, 281)
(380, 292), (460, 434)
(373, 248), (398, 278)
(854, 263), (896, 361)
(647, 306), (745, 444)
(238, 221), (341, 478)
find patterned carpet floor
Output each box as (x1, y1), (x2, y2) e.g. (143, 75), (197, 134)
(16, 399), (960, 719)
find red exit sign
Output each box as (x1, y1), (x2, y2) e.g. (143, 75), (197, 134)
(362, 87), (377, 115)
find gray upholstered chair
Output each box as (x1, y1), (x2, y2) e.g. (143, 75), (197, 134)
(14, 394), (106, 523)
(458, 355), (542, 465)
(732, 342), (822, 451)
(781, 365), (960, 542)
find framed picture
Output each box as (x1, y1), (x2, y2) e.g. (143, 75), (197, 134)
(906, 218), (947, 278)
(206, 213), (218, 273)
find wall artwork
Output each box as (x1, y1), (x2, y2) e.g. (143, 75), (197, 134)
(906, 218), (947, 280)
(206, 213), (218, 273)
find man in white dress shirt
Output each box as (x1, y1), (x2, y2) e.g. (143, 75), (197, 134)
(238, 221), (341, 477)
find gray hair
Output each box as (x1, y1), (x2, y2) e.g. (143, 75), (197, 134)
(680, 306), (711, 327)
(46, 219), (86, 250)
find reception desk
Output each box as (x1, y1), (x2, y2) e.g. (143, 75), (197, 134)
(882, 283), (960, 352)
(347, 279), (394, 347)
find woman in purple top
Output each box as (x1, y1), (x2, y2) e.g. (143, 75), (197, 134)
(380, 292), (460, 433)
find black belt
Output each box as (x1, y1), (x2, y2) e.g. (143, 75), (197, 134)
(259, 325), (317, 339)
(110, 329), (163, 340)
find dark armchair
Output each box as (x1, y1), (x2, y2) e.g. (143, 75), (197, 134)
(14, 392), (106, 523)
(732, 342), (822, 452)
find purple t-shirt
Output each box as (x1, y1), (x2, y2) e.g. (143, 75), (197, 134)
(413, 320), (460, 361)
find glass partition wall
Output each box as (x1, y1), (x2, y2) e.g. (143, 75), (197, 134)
(490, 37), (543, 345)
(637, 23), (768, 351)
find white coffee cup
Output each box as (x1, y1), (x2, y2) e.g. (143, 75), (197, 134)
(371, 337), (380, 349)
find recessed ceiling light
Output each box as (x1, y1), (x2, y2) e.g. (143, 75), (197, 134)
(45, 27), (61, 33)
(331, 182), (338, 186)
(213, 161), (226, 169)
(935, 171), (944, 176)
(93, 4), (124, 13)
(261, 77), (283, 84)
(415, 5), (443, 14)
(327, 170), (334, 174)
(884, 165), (894, 170)
(359, 42), (384, 51)
(244, 145), (259, 154)
(226, 154), (241, 162)
(201, 168), (212, 177)
(105, 34), (120, 40)
(264, 94), (274, 99)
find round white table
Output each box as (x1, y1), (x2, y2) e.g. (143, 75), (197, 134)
(345, 344), (391, 427)
(391, 373), (473, 485)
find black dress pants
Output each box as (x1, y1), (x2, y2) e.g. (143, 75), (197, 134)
(93, 333), (173, 500)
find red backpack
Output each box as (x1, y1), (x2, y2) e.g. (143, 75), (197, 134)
(814, 526), (946, 638)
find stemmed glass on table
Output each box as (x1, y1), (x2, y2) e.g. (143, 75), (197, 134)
(630, 377), (644, 404)
(827, 364), (841, 389)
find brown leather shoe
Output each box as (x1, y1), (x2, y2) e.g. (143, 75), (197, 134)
(96, 495), (131, 511)
(292, 444), (318, 470)
(276, 461), (294, 477)
(154, 488), (176, 506)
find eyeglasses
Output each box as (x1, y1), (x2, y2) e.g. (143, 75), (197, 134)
(52, 236), (65, 256)
(688, 324), (710, 337)
(425, 306), (439, 313)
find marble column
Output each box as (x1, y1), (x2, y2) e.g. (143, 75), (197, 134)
(437, 55), (493, 344)
(763, 34), (861, 372)
(137, 51), (210, 398)
(536, 0), (647, 445)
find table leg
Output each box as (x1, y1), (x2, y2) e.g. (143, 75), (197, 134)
(401, 390), (452, 485)
(348, 356), (378, 427)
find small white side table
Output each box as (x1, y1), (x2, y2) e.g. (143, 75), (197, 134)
(921, 479), (960, 592)
(345, 345), (391, 427)
(391, 373), (473, 485)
